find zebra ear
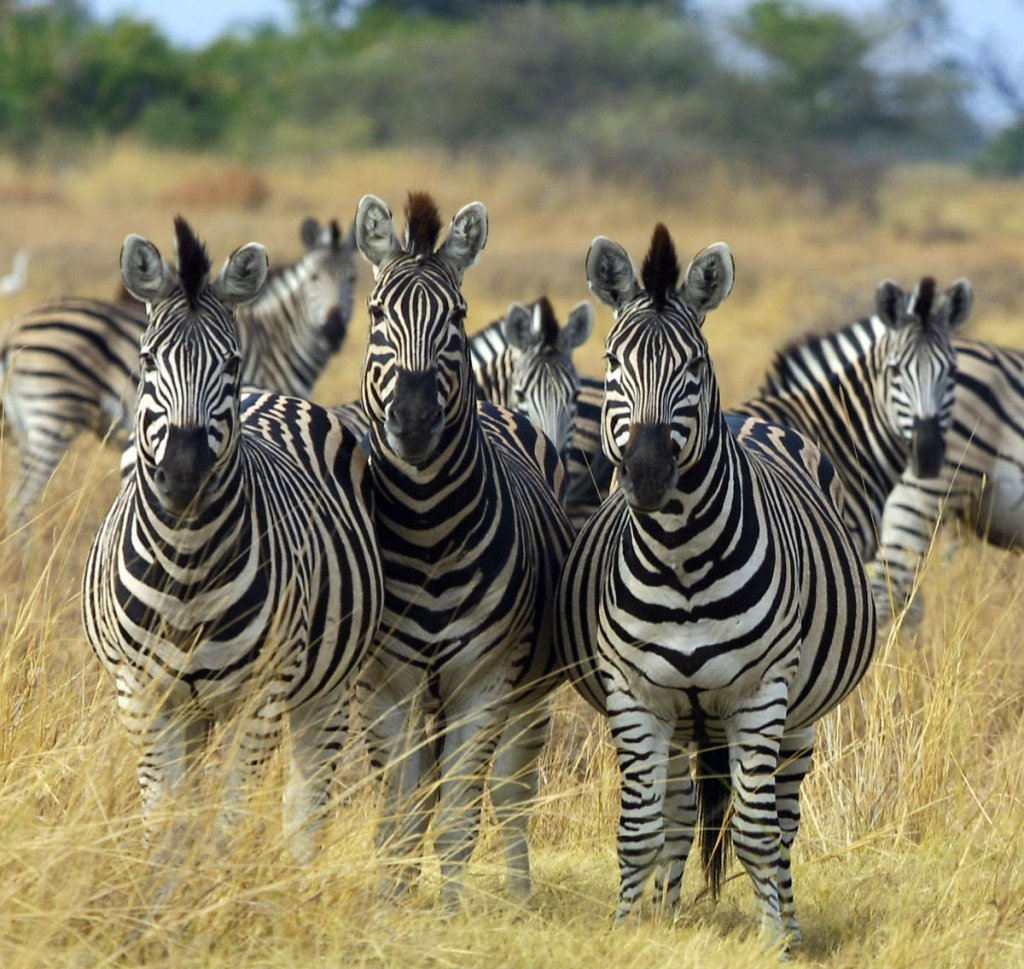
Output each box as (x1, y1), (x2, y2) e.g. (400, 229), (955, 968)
(874, 280), (906, 328)
(300, 217), (322, 250)
(438, 202), (488, 276)
(355, 195), (402, 272)
(683, 242), (734, 314)
(212, 242), (268, 308)
(120, 234), (176, 305)
(943, 278), (973, 330)
(501, 303), (537, 350)
(586, 237), (640, 310)
(559, 301), (595, 351)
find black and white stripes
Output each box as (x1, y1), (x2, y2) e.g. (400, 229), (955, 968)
(0, 216), (357, 534)
(353, 192), (574, 906)
(81, 218), (382, 864)
(554, 224), (877, 947)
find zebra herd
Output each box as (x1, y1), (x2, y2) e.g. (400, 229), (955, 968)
(2, 191), (1023, 951)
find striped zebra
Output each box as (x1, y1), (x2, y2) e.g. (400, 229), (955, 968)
(81, 218), (383, 866)
(353, 192), (574, 906)
(0, 216), (357, 535)
(874, 334), (1024, 596)
(469, 295), (593, 458)
(554, 224), (877, 947)
(734, 277), (971, 619)
(467, 299), (620, 528)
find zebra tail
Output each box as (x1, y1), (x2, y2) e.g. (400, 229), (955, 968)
(694, 741), (732, 900)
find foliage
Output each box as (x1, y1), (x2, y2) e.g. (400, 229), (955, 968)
(973, 119), (1024, 176)
(0, 0), (991, 201)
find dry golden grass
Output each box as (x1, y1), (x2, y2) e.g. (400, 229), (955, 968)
(2, 143), (1024, 967)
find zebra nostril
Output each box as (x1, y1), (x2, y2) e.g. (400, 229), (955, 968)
(154, 468), (167, 488)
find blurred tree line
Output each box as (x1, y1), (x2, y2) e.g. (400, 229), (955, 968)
(0, 0), (1015, 203)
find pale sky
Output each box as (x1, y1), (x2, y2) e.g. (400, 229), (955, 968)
(87, 0), (1024, 125)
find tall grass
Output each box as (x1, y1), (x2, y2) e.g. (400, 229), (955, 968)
(1, 144), (1024, 966)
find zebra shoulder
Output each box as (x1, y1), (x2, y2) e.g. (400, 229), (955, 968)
(477, 399), (566, 499)
(239, 390), (374, 500)
(725, 412), (847, 519)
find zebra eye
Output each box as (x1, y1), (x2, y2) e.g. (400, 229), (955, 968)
(368, 305), (386, 325)
(604, 352), (620, 370)
(139, 350), (155, 372)
(513, 387), (527, 404)
(223, 354), (241, 379)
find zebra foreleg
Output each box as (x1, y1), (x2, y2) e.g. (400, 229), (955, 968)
(775, 727), (815, 946)
(284, 690), (350, 865)
(607, 695), (672, 923)
(725, 680), (789, 947)
(487, 695), (550, 901)
(652, 734), (696, 913)
(361, 681), (437, 898)
(432, 704), (505, 911)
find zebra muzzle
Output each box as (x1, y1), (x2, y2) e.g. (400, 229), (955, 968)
(910, 416), (946, 478)
(385, 368), (444, 462)
(154, 426), (217, 515)
(619, 423), (678, 512)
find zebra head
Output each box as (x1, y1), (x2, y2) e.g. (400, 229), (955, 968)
(875, 275), (972, 478)
(587, 224), (734, 513)
(501, 297), (594, 454)
(298, 216), (359, 352)
(121, 217), (268, 517)
(355, 191), (487, 465)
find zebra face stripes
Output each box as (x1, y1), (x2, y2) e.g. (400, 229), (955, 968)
(83, 217), (383, 871)
(556, 223), (876, 947)
(354, 192), (574, 908)
(874, 277), (971, 478)
(492, 297), (593, 454)
(739, 276), (971, 619)
(0, 214), (357, 537)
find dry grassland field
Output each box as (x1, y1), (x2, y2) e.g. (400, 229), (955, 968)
(1, 144), (1024, 967)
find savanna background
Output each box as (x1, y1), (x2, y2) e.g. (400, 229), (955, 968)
(2, 1), (1024, 966)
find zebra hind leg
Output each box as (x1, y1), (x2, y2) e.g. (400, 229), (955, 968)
(360, 679), (438, 899)
(432, 702), (506, 911)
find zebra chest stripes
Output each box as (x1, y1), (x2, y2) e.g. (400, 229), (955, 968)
(0, 216), (356, 537)
(82, 218), (382, 870)
(555, 223), (876, 950)
(352, 192), (573, 908)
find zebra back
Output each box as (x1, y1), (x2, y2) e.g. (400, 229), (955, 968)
(82, 217), (383, 864)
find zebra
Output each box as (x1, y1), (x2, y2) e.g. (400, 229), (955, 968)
(469, 295), (593, 459)
(734, 276), (972, 619)
(873, 334), (1024, 597)
(0, 216), (357, 536)
(352, 192), (574, 907)
(81, 217), (382, 868)
(554, 224), (877, 948)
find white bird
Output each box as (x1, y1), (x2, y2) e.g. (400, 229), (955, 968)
(0, 249), (29, 296)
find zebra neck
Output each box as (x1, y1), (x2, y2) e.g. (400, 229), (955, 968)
(626, 418), (741, 562)
(131, 460), (249, 555)
(237, 265), (327, 398)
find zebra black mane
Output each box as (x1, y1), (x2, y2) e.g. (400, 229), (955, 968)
(908, 277), (937, 324)
(173, 215), (212, 311)
(641, 224), (681, 311)
(405, 192), (443, 256)
(534, 296), (560, 347)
